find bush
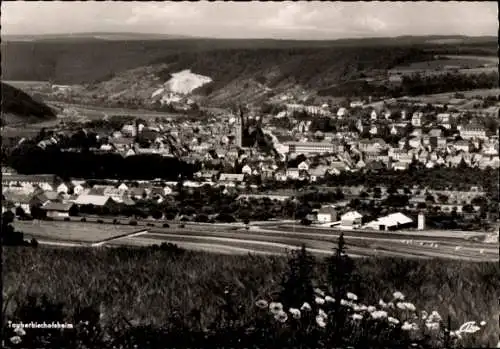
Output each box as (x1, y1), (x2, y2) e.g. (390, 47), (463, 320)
(129, 220), (138, 226)
(179, 224), (185, 228)
(63, 217), (70, 222)
(80, 217), (87, 222)
(146, 223), (155, 227)
(162, 223), (170, 228)
(97, 219), (104, 224)
(113, 219), (119, 225)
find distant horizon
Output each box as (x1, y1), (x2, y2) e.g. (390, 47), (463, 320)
(2, 2), (497, 40)
(2, 31), (497, 41)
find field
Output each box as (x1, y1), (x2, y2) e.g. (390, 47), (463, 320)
(398, 88), (500, 104)
(2, 246), (499, 347)
(13, 221), (143, 243)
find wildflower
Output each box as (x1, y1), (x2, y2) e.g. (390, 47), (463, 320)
(480, 321), (487, 326)
(301, 302), (312, 312)
(314, 288), (325, 297)
(351, 313), (363, 321)
(269, 302), (283, 315)
(367, 306), (376, 313)
(420, 310), (428, 320)
(318, 309), (328, 320)
(387, 302), (395, 309)
(370, 310), (388, 319)
(340, 299), (348, 306)
(352, 304), (361, 312)
(13, 327), (26, 336)
(401, 322), (413, 331)
(497, 341), (500, 348)
(388, 317), (400, 325)
(426, 322), (440, 330)
(289, 308), (301, 320)
(347, 292), (358, 301)
(325, 295), (335, 303)
(274, 310), (288, 323)
(428, 310), (442, 322)
(396, 302), (406, 310)
(255, 299), (268, 309)
(10, 336), (22, 345)
(316, 315), (327, 328)
(405, 302), (416, 312)
(358, 304), (368, 311)
(315, 297), (325, 305)
(379, 299), (387, 308)
(393, 291), (405, 300)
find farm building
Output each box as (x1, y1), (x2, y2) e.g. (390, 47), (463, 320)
(41, 202), (76, 218)
(364, 212), (413, 231)
(317, 206), (338, 223)
(340, 211), (363, 227)
(72, 194), (115, 207)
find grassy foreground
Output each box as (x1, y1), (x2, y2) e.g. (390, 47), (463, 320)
(2, 245), (499, 348)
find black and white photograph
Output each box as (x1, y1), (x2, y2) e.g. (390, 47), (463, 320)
(1, 1), (499, 348)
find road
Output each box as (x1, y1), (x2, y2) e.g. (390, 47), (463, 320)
(24, 217), (498, 261)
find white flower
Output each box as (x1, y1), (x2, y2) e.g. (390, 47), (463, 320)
(421, 310), (428, 320)
(351, 313), (363, 321)
(347, 292), (358, 301)
(255, 299), (268, 309)
(371, 310), (388, 319)
(367, 306), (376, 313)
(340, 299), (348, 306)
(358, 304), (368, 311)
(318, 309), (328, 319)
(428, 310), (442, 322)
(401, 322), (413, 331)
(388, 316), (400, 325)
(10, 336), (22, 345)
(289, 308), (301, 320)
(314, 288), (325, 297)
(379, 299), (387, 308)
(316, 315), (327, 328)
(274, 310), (288, 323)
(480, 321), (487, 326)
(325, 296), (335, 303)
(13, 327), (26, 336)
(396, 302), (406, 310)
(426, 322), (440, 330)
(387, 302), (395, 309)
(392, 291), (405, 300)
(300, 302), (312, 312)
(315, 296), (325, 305)
(497, 341), (500, 348)
(269, 302), (283, 315)
(404, 302), (416, 312)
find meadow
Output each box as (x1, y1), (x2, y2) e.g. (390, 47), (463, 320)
(13, 221), (142, 243)
(2, 244), (499, 348)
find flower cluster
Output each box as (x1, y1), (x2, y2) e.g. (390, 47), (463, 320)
(254, 289), (488, 346)
(10, 326), (27, 345)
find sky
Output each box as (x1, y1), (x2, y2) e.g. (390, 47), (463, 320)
(2, 1), (498, 39)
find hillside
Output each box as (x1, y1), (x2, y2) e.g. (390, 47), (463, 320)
(1, 82), (57, 125)
(2, 36), (497, 107)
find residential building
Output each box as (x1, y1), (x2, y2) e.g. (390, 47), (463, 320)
(286, 141), (335, 155)
(364, 212), (413, 231)
(340, 211), (363, 227)
(317, 206), (338, 223)
(41, 202), (75, 218)
(460, 123), (487, 140)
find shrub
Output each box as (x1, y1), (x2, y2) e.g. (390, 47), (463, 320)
(113, 219), (119, 225)
(97, 219), (104, 224)
(146, 223), (155, 227)
(63, 217), (70, 222)
(80, 217), (87, 222)
(129, 220), (138, 226)
(162, 223), (170, 228)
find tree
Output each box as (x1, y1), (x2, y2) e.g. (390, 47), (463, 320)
(15, 206), (25, 217)
(69, 205), (79, 217)
(279, 245), (316, 308)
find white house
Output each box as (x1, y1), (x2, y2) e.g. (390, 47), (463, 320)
(370, 110), (378, 120)
(56, 183), (69, 194)
(317, 206), (338, 223)
(118, 183), (129, 192)
(73, 184), (85, 196)
(241, 164), (252, 175)
(341, 211), (363, 227)
(298, 161), (310, 171)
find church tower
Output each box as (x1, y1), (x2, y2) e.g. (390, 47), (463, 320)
(234, 110), (243, 148)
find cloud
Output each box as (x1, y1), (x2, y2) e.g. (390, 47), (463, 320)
(1, 1), (497, 38)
